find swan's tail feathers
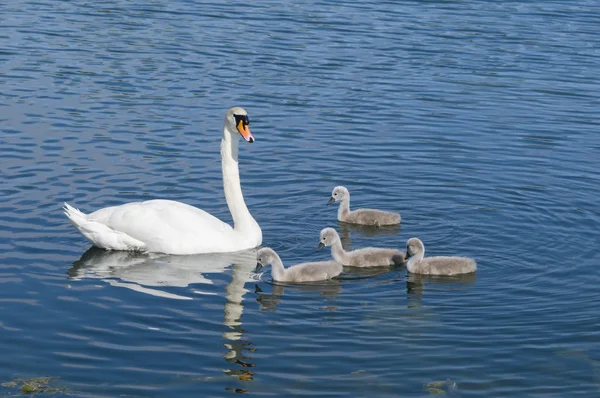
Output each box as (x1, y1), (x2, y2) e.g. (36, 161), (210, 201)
(63, 202), (146, 252)
(63, 202), (88, 226)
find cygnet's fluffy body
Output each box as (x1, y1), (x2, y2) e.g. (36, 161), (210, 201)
(255, 247), (342, 283)
(317, 227), (405, 267)
(328, 186), (401, 226)
(405, 238), (476, 276)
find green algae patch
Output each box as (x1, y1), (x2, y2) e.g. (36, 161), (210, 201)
(424, 379), (457, 395)
(2, 377), (67, 395)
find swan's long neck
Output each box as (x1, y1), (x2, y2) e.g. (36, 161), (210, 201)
(221, 129), (257, 232)
(269, 253), (287, 281)
(407, 249), (424, 271)
(338, 198), (350, 219)
(330, 239), (349, 264)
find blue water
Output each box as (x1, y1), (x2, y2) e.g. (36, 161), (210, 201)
(1, 0), (600, 396)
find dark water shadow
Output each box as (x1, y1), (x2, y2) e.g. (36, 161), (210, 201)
(338, 221), (402, 251)
(338, 266), (395, 279)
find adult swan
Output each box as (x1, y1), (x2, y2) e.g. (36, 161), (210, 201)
(63, 107), (262, 255)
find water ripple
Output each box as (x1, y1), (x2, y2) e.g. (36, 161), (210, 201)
(0, 0), (599, 397)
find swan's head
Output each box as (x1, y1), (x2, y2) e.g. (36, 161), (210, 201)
(327, 186), (349, 205)
(255, 247), (278, 272)
(225, 107), (254, 143)
(405, 238), (425, 260)
(317, 227), (339, 251)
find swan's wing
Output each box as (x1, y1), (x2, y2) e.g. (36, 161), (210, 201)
(89, 200), (234, 253)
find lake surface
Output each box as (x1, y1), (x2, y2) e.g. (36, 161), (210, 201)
(1, 0), (599, 396)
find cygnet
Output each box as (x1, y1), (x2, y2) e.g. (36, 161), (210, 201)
(327, 186), (401, 226)
(317, 227), (405, 267)
(404, 238), (477, 275)
(255, 247), (343, 283)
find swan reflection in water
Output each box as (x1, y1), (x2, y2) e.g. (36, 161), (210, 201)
(68, 247), (259, 382)
(254, 279), (343, 312)
(406, 272), (477, 307)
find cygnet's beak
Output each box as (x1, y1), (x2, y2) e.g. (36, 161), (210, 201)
(254, 262), (263, 273)
(316, 242), (325, 251)
(237, 119), (254, 143)
(404, 251), (412, 260)
(327, 197), (335, 205)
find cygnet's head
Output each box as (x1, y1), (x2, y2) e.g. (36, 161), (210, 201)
(317, 227), (340, 251)
(255, 247), (277, 272)
(327, 186), (349, 205)
(405, 238), (425, 260)
(225, 107), (254, 143)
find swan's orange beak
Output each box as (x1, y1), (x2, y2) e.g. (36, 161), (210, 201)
(237, 119), (254, 143)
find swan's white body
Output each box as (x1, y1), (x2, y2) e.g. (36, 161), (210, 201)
(64, 107), (262, 255)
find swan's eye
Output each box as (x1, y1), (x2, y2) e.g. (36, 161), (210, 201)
(234, 114), (249, 127)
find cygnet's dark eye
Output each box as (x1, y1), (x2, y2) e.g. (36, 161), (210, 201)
(258, 258), (262, 262)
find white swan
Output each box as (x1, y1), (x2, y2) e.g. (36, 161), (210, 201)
(63, 107), (262, 254)
(405, 238), (477, 275)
